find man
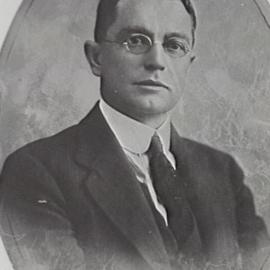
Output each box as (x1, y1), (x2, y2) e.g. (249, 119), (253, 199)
(0, 0), (269, 269)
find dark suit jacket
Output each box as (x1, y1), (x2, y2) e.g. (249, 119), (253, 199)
(0, 103), (268, 270)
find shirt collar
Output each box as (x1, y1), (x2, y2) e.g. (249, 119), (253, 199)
(99, 99), (171, 155)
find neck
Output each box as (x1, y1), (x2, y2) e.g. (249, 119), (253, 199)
(131, 112), (169, 129)
(101, 98), (170, 129)
(112, 104), (170, 129)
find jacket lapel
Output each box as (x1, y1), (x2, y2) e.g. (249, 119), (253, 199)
(73, 103), (170, 269)
(170, 126), (239, 264)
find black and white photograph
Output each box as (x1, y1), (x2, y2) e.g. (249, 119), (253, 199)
(0, 0), (270, 269)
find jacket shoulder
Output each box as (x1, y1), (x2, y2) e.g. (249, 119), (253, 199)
(180, 137), (237, 166)
(1, 123), (83, 178)
(3, 103), (102, 168)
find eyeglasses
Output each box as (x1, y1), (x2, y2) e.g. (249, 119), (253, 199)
(103, 33), (191, 58)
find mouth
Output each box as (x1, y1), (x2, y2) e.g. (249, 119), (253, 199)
(134, 80), (169, 90)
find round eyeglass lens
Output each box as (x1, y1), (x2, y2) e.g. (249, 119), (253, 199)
(125, 34), (151, 54)
(164, 39), (189, 57)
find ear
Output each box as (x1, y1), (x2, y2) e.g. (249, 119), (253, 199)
(84, 40), (102, 77)
(185, 54), (196, 74)
(190, 55), (196, 64)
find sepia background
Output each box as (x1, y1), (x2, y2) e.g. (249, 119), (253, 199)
(0, 0), (270, 234)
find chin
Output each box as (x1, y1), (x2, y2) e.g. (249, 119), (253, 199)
(134, 104), (175, 118)
(137, 98), (177, 114)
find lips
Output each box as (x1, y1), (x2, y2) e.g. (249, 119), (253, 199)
(134, 80), (169, 89)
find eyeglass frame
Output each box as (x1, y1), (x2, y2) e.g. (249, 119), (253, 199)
(102, 32), (192, 58)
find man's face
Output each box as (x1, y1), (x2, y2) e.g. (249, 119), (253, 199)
(89, 0), (193, 122)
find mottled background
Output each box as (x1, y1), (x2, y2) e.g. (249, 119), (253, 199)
(0, 0), (270, 232)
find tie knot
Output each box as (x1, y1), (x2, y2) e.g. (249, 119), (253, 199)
(148, 133), (163, 158)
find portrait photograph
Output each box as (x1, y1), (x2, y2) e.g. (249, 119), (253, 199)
(0, 0), (270, 269)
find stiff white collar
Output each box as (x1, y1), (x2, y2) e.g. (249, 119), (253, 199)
(99, 99), (171, 155)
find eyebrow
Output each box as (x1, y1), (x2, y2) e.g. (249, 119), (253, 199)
(165, 33), (191, 45)
(115, 26), (154, 40)
(115, 26), (191, 44)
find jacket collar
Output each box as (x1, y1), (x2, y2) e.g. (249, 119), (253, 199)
(73, 103), (171, 269)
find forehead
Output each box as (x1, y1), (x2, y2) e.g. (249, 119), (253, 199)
(107, 0), (192, 40)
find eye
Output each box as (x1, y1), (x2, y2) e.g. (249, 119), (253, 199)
(126, 34), (150, 48)
(164, 39), (190, 56)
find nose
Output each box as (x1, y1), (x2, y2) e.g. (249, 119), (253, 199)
(144, 43), (166, 71)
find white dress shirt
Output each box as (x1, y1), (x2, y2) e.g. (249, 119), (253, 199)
(100, 99), (176, 226)
(0, 237), (14, 270)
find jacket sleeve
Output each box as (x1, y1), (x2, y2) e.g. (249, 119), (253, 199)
(0, 150), (86, 270)
(229, 157), (270, 267)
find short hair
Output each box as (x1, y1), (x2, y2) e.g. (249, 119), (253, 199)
(94, 0), (197, 47)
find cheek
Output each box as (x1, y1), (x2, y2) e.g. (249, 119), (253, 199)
(168, 61), (190, 88)
(103, 48), (137, 69)
(102, 56), (138, 84)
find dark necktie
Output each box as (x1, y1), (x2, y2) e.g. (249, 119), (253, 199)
(147, 133), (195, 249)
